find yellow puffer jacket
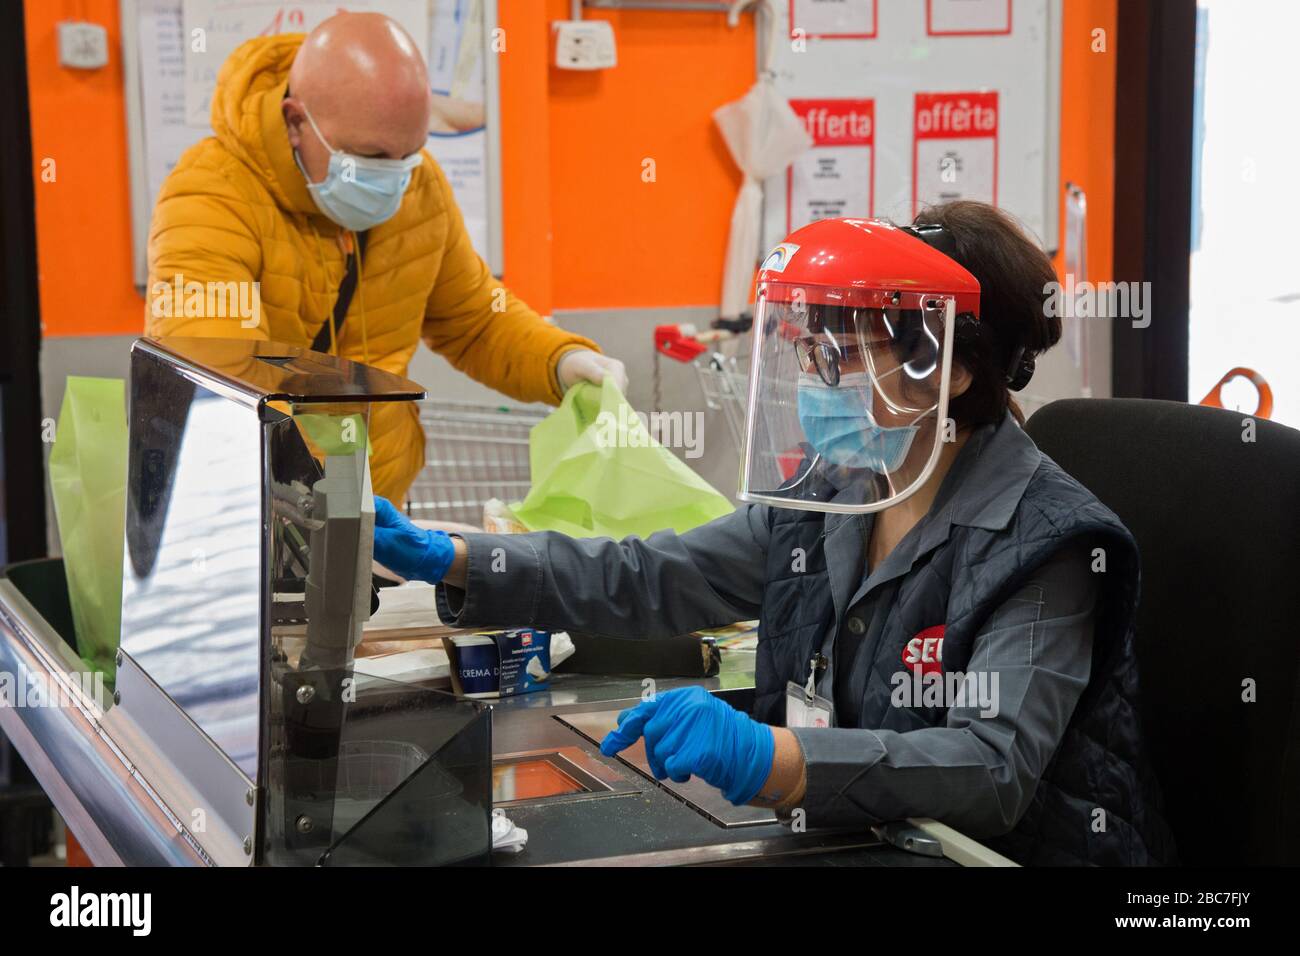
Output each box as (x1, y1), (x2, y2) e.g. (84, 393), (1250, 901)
(145, 34), (596, 502)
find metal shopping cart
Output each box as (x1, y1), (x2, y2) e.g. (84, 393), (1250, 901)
(404, 399), (549, 526)
(656, 320), (820, 490)
(654, 321), (752, 452)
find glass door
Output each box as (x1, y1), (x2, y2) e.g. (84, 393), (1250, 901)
(1189, 1), (1300, 427)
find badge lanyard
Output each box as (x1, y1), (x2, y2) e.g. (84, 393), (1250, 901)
(786, 654), (834, 728)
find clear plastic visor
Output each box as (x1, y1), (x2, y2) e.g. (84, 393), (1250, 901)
(738, 287), (957, 514)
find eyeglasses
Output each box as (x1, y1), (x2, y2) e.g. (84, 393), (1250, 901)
(793, 337), (870, 387)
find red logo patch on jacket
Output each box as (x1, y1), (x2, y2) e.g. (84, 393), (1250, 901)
(902, 625), (945, 677)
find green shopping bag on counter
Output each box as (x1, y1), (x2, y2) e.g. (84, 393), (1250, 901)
(510, 379), (733, 539)
(48, 377), (127, 681)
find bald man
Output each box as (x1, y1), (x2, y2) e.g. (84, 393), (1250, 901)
(146, 13), (625, 503)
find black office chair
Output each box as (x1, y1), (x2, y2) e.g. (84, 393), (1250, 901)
(1025, 398), (1300, 865)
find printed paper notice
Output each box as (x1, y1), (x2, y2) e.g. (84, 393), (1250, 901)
(139, 0), (210, 212)
(912, 91), (998, 215)
(787, 99), (875, 232)
(790, 0), (878, 39)
(927, 0), (1012, 36)
(424, 0), (489, 259)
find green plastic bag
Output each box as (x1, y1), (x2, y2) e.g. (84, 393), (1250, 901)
(294, 410), (370, 457)
(510, 379), (733, 539)
(48, 377), (127, 680)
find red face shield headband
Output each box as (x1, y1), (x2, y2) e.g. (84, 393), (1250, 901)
(742, 218), (977, 514)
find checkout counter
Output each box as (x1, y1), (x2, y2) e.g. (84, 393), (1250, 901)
(0, 338), (1007, 867)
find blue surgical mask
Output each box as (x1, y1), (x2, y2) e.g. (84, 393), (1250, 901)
(296, 103), (421, 232)
(796, 371), (923, 472)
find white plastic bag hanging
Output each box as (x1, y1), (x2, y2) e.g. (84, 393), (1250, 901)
(713, 29), (812, 319)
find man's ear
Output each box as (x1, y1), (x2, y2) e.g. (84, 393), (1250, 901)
(282, 99), (305, 149)
(949, 360), (973, 399)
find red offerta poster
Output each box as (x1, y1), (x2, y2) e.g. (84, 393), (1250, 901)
(912, 91), (999, 216)
(786, 99), (875, 233)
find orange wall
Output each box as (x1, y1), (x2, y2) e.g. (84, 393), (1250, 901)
(25, 0), (139, 338)
(545, 0), (755, 309)
(26, 0), (1115, 337)
(496, 0), (556, 316)
(1053, 0), (1116, 285)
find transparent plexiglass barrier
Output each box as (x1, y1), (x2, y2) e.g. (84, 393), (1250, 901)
(264, 402), (493, 865)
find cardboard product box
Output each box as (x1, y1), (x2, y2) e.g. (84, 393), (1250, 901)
(443, 628), (552, 699)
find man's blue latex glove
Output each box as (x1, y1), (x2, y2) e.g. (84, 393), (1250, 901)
(372, 496), (455, 584)
(600, 686), (775, 806)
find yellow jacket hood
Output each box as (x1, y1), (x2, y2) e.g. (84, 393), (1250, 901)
(209, 33), (318, 217)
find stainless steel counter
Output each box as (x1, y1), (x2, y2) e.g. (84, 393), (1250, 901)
(0, 572), (209, 866)
(0, 560), (970, 868)
(480, 651), (956, 868)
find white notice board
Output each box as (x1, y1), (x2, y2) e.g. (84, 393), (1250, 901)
(121, 0), (504, 289)
(762, 0), (1061, 253)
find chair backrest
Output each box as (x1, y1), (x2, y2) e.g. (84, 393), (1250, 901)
(1025, 398), (1300, 865)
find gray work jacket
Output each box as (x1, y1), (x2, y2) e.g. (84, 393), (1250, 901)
(437, 413), (1175, 864)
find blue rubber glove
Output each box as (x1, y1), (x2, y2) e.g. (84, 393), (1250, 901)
(600, 686), (775, 806)
(372, 496), (455, 584)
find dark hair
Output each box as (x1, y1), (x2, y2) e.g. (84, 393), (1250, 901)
(911, 201), (1061, 426)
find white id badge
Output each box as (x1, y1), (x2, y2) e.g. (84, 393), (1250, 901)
(785, 681), (834, 728)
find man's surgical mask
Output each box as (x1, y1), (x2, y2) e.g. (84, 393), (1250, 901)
(796, 371), (929, 473)
(296, 103), (421, 232)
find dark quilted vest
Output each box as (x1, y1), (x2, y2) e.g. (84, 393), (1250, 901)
(752, 455), (1176, 866)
